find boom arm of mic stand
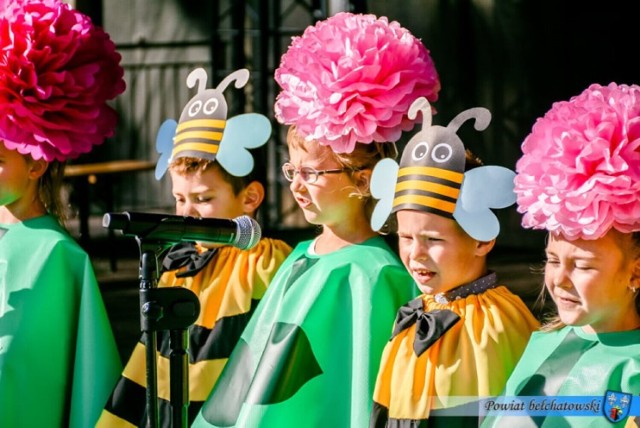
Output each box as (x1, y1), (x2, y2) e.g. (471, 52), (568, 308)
(136, 239), (201, 428)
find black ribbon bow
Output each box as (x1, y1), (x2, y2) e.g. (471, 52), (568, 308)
(161, 242), (217, 278)
(391, 297), (461, 356)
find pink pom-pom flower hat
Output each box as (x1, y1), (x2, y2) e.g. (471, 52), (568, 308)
(274, 12), (440, 154)
(515, 82), (640, 240)
(0, 0), (125, 162)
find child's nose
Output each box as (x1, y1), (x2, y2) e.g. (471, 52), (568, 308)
(409, 241), (427, 261)
(180, 201), (199, 217)
(550, 267), (571, 289)
(289, 173), (305, 192)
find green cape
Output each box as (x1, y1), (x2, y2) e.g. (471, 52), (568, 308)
(482, 326), (640, 427)
(0, 215), (121, 428)
(192, 236), (416, 427)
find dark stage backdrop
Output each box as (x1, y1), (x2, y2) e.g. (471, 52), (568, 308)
(72, 0), (638, 253)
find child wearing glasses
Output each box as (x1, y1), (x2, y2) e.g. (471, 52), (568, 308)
(96, 68), (292, 427)
(482, 83), (640, 427)
(191, 12), (439, 427)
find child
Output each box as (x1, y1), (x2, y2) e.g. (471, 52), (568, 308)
(96, 68), (292, 427)
(0, 1), (125, 427)
(369, 97), (540, 426)
(191, 12), (440, 428)
(482, 83), (640, 427)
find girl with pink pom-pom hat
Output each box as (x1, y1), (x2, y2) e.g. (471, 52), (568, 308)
(0, 1), (125, 427)
(191, 12), (439, 428)
(482, 83), (640, 427)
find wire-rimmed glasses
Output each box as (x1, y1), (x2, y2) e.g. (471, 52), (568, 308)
(282, 162), (347, 184)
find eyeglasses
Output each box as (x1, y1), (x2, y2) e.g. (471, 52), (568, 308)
(282, 162), (347, 184)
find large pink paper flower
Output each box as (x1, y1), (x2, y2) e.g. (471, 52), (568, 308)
(0, 0), (125, 161)
(515, 82), (640, 240)
(274, 12), (440, 153)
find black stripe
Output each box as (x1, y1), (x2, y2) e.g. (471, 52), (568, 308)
(394, 188), (457, 204)
(172, 138), (221, 147)
(103, 376), (147, 426)
(392, 203), (454, 219)
(397, 174), (462, 189)
(140, 298), (261, 364)
(103, 373), (206, 427)
(176, 124), (225, 133)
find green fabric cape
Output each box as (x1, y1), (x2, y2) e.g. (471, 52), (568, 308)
(192, 236), (416, 427)
(482, 326), (640, 428)
(0, 215), (121, 428)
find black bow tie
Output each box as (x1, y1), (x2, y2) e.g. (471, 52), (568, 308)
(161, 242), (217, 278)
(391, 298), (461, 356)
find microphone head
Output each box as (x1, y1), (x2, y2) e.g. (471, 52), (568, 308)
(233, 215), (261, 250)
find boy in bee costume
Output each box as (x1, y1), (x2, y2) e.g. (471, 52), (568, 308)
(96, 68), (292, 427)
(369, 98), (539, 427)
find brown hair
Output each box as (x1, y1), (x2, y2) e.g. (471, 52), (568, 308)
(39, 160), (68, 226)
(538, 231), (640, 331)
(464, 149), (484, 170)
(169, 157), (259, 196)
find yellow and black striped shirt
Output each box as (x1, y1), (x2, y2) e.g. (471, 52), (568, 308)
(97, 238), (292, 427)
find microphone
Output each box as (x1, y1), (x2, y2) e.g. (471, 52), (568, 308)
(102, 212), (262, 250)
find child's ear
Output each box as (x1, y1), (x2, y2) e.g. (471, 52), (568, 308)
(242, 181), (265, 215)
(28, 158), (48, 180)
(475, 239), (496, 257)
(354, 169), (371, 192)
(630, 256), (640, 290)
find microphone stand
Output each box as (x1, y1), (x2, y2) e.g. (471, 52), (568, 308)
(102, 211), (259, 426)
(136, 238), (201, 428)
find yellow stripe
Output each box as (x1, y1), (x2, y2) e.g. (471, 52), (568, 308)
(398, 166), (463, 184)
(395, 180), (460, 199)
(174, 130), (223, 144)
(156, 353), (228, 401)
(172, 142), (220, 157)
(95, 410), (137, 428)
(393, 194), (457, 214)
(176, 119), (226, 132)
(122, 343), (228, 402)
(121, 344), (154, 391)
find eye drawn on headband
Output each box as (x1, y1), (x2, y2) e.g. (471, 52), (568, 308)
(431, 143), (453, 163)
(411, 141), (429, 161)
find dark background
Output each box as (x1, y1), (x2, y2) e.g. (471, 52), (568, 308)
(68, 0), (640, 254)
